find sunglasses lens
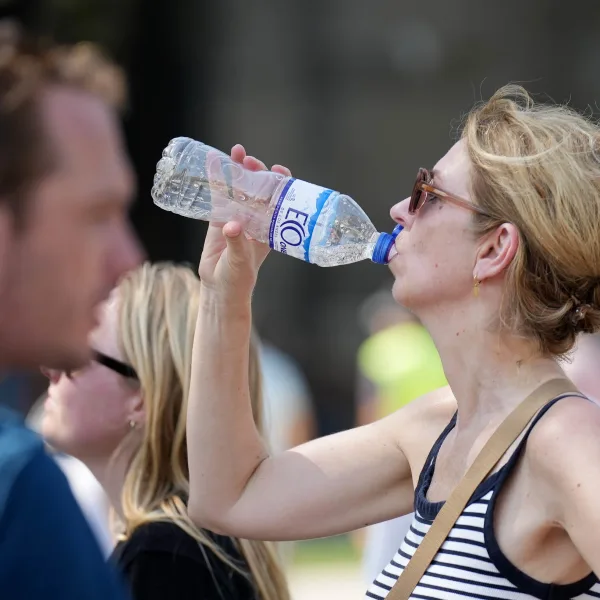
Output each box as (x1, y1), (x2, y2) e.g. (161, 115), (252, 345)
(410, 170), (428, 214)
(409, 193), (417, 214)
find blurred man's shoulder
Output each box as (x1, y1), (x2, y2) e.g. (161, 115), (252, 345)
(0, 406), (74, 528)
(0, 408), (128, 599)
(0, 406), (45, 514)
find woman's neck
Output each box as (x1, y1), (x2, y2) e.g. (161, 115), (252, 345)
(421, 306), (566, 429)
(83, 451), (131, 523)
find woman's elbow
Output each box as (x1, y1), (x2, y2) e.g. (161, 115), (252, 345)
(186, 497), (230, 534)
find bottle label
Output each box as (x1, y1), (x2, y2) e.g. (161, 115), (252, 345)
(269, 178), (335, 262)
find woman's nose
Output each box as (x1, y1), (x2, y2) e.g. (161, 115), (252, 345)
(40, 366), (62, 385)
(390, 196), (413, 229)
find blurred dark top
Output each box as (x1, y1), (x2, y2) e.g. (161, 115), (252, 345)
(111, 520), (257, 600)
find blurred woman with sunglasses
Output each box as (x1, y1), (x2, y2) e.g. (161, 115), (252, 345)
(41, 262), (289, 600)
(186, 85), (600, 599)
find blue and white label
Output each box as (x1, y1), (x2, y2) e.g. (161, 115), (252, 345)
(269, 178), (334, 263)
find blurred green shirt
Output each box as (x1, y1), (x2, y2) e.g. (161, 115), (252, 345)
(358, 322), (447, 418)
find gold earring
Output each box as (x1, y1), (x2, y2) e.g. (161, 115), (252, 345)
(473, 276), (480, 298)
(129, 420), (136, 430)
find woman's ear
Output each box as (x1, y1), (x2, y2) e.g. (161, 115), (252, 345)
(126, 390), (145, 429)
(474, 223), (519, 282)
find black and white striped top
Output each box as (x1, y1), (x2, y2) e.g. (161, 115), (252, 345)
(366, 395), (600, 600)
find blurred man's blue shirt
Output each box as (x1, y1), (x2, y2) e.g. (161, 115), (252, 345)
(0, 407), (127, 599)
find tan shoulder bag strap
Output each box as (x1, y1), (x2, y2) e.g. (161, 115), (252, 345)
(386, 378), (579, 600)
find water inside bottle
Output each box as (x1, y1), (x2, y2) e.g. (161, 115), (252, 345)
(308, 240), (379, 267)
(153, 140), (283, 223)
(307, 194), (380, 266)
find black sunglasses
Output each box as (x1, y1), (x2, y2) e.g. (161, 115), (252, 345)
(63, 350), (139, 380)
(93, 350), (139, 380)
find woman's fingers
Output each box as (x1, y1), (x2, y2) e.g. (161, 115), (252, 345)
(272, 164), (292, 177)
(231, 144), (246, 164)
(243, 155), (268, 171)
(232, 144), (292, 177)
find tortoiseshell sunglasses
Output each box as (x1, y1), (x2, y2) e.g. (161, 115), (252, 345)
(409, 168), (491, 217)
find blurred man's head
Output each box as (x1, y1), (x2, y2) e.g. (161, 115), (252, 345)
(0, 23), (142, 370)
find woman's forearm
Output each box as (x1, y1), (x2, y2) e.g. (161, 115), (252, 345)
(186, 286), (268, 528)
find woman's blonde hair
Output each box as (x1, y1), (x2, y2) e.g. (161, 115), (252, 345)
(462, 85), (600, 355)
(116, 262), (289, 600)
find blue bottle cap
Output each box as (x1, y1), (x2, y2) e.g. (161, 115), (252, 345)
(372, 225), (403, 265)
(372, 233), (394, 264)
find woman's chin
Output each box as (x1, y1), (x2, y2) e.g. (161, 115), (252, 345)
(39, 412), (52, 437)
(40, 423), (66, 454)
(391, 279), (407, 304)
(391, 281), (417, 312)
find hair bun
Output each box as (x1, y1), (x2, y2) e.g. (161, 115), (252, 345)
(571, 302), (591, 323)
(570, 300), (600, 334)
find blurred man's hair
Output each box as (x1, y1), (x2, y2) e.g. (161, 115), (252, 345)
(0, 20), (127, 222)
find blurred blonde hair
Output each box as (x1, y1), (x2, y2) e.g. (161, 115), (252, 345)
(463, 85), (600, 355)
(116, 262), (289, 600)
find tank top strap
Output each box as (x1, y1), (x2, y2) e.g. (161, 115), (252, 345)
(415, 411), (458, 495)
(494, 391), (590, 486)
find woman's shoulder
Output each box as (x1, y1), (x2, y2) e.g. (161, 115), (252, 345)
(112, 520), (241, 569)
(525, 394), (600, 476)
(376, 384), (457, 470)
(383, 384), (456, 433)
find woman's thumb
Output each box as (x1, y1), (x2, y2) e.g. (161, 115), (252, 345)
(222, 221), (249, 266)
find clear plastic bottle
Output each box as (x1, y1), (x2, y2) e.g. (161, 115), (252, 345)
(151, 137), (400, 267)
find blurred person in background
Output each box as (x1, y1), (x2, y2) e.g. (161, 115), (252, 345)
(562, 334), (600, 402)
(27, 397), (114, 556)
(355, 289), (446, 584)
(259, 339), (316, 566)
(42, 263), (290, 600)
(187, 86), (600, 599)
(0, 21), (141, 600)
(356, 288), (447, 426)
(260, 340), (316, 454)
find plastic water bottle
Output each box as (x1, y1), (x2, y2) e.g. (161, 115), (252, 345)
(151, 137), (400, 267)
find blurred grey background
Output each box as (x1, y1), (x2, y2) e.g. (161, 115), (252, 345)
(2, 0), (600, 434)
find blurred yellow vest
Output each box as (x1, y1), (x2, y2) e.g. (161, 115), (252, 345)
(358, 322), (447, 418)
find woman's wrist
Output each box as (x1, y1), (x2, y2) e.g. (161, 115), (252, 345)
(199, 282), (253, 317)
